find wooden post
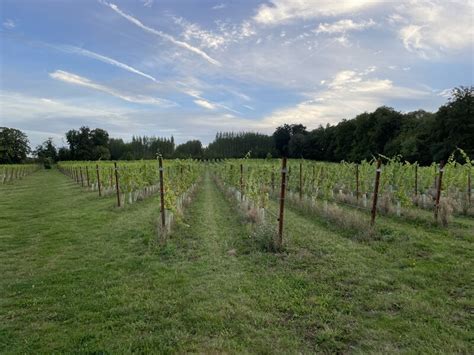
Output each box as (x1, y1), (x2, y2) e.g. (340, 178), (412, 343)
(158, 156), (166, 228)
(277, 157), (287, 250)
(109, 167), (113, 188)
(114, 162), (121, 207)
(240, 163), (244, 201)
(96, 164), (102, 197)
(271, 171), (275, 192)
(355, 164), (359, 201)
(299, 162), (303, 200)
(86, 166), (90, 187)
(414, 164), (418, 196)
(434, 160), (444, 221)
(370, 159), (382, 226)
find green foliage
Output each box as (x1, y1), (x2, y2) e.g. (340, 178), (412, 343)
(0, 127), (31, 163)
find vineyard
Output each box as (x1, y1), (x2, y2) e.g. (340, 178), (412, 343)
(1, 157), (473, 353)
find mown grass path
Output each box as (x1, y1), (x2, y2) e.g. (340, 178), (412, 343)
(1, 169), (472, 353)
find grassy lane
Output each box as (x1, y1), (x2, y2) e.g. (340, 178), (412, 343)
(1, 169), (472, 353)
(266, 199), (472, 352)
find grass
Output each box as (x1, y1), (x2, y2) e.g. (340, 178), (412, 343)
(0, 169), (473, 353)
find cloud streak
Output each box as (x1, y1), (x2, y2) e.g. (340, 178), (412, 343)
(101, 1), (221, 66)
(58, 45), (159, 82)
(49, 70), (175, 106)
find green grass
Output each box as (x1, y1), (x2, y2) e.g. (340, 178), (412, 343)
(1, 169), (473, 353)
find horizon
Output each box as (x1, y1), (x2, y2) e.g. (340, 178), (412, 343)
(1, 0), (473, 148)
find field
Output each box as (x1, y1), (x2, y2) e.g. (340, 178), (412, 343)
(1, 162), (473, 353)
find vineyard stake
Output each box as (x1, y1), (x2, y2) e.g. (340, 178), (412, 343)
(370, 159), (382, 226)
(271, 171), (275, 192)
(240, 163), (244, 201)
(277, 157), (287, 250)
(80, 167), (84, 187)
(86, 166), (90, 187)
(109, 167), (113, 188)
(299, 162), (303, 201)
(355, 164), (359, 201)
(414, 164), (418, 196)
(434, 160), (445, 222)
(96, 164), (102, 197)
(114, 162), (121, 207)
(468, 172), (471, 207)
(158, 156), (166, 229)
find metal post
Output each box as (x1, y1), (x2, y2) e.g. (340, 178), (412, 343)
(414, 164), (418, 196)
(96, 164), (102, 197)
(114, 162), (121, 207)
(158, 156), (166, 228)
(277, 157), (287, 249)
(299, 162), (303, 200)
(434, 160), (444, 221)
(240, 163), (244, 201)
(370, 159), (382, 226)
(355, 164), (359, 201)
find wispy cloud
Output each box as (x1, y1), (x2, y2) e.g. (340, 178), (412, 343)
(316, 19), (375, 34)
(3, 19), (15, 29)
(49, 70), (175, 106)
(212, 3), (226, 10)
(254, 0), (383, 25)
(100, 1), (221, 66)
(58, 45), (159, 82)
(194, 99), (216, 110)
(141, 0), (153, 8)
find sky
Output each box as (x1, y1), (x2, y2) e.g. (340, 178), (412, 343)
(1, 0), (473, 148)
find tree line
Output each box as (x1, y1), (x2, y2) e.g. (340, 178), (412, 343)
(1, 86), (472, 165)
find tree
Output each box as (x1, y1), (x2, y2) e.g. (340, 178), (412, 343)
(175, 140), (203, 158)
(0, 127), (31, 163)
(430, 86), (474, 161)
(273, 124), (307, 157)
(35, 138), (58, 162)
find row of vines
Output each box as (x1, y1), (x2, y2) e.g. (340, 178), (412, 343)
(0, 164), (40, 184)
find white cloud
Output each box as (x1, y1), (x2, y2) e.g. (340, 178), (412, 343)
(101, 1), (221, 66)
(212, 3), (226, 10)
(259, 68), (429, 128)
(3, 19), (15, 29)
(141, 0), (153, 7)
(49, 70), (175, 106)
(194, 99), (217, 110)
(316, 19), (375, 34)
(395, 0), (474, 57)
(254, 0), (383, 25)
(58, 45), (159, 82)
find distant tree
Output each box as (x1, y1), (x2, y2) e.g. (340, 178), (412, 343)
(0, 127), (31, 163)
(58, 147), (71, 161)
(175, 140), (203, 158)
(430, 86), (474, 161)
(273, 124), (307, 157)
(65, 126), (110, 160)
(35, 138), (58, 162)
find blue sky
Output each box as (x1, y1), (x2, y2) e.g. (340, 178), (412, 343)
(1, 0), (473, 148)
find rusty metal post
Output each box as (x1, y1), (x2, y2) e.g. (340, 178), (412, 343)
(370, 160), (382, 226)
(468, 172), (471, 207)
(277, 157), (287, 249)
(434, 160), (445, 221)
(79, 167), (84, 187)
(114, 162), (121, 207)
(158, 156), (166, 228)
(96, 164), (102, 197)
(414, 164), (418, 196)
(240, 163), (244, 201)
(355, 164), (359, 201)
(299, 162), (303, 200)
(86, 166), (90, 187)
